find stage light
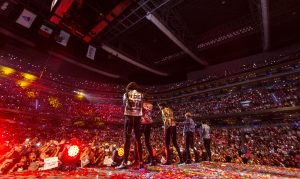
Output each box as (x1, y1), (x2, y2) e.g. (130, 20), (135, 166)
(118, 147), (124, 157)
(27, 91), (38, 98)
(74, 90), (85, 100)
(17, 80), (30, 88)
(60, 138), (81, 168)
(68, 145), (80, 157)
(76, 94), (84, 100)
(77, 91), (84, 96)
(48, 97), (61, 108)
(22, 73), (37, 81)
(0, 66), (15, 75)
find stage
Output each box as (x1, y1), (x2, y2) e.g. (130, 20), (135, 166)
(4, 162), (300, 178)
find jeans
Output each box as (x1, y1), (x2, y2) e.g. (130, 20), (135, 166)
(185, 131), (199, 162)
(122, 115), (142, 164)
(141, 124), (154, 161)
(204, 138), (211, 161)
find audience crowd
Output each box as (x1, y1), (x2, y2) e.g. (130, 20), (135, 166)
(0, 51), (299, 175)
(0, 65), (299, 123)
(0, 120), (299, 174)
(168, 78), (299, 119)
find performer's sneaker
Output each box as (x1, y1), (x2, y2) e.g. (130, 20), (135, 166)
(116, 163), (128, 169)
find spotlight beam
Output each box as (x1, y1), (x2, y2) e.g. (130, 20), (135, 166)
(101, 44), (168, 76)
(146, 13), (208, 66)
(48, 51), (120, 79)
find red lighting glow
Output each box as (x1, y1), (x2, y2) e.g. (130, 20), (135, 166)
(50, 0), (74, 24)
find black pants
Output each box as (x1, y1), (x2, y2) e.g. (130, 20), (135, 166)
(204, 138), (211, 161)
(141, 124), (154, 161)
(185, 131), (199, 162)
(123, 116), (142, 164)
(165, 126), (182, 162)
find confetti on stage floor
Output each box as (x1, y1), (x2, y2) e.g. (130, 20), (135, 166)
(4, 162), (300, 178)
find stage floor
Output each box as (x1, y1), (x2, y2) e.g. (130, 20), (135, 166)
(4, 162), (300, 178)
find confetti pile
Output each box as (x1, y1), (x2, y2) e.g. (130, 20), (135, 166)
(5, 162), (300, 178)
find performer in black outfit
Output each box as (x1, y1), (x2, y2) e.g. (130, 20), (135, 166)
(158, 103), (183, 165)
(116, 82), (143, 169)
(183, 112), (199, 164)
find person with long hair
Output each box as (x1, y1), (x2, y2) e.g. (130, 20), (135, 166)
(158, 103), (183, 165)
(116, 82), (143, 169)
(140, 93), (155, 166)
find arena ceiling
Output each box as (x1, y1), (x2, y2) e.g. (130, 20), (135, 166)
(0, 0), (300, 84)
